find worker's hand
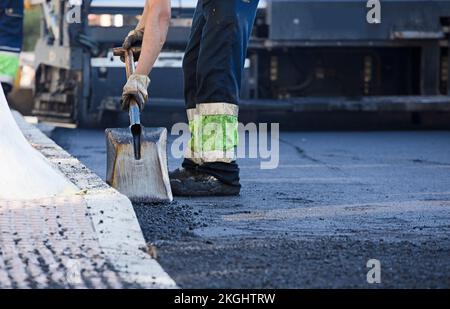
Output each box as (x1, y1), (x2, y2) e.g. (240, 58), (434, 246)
(122, 28), (144, 50)
(121, 74), (151, 111)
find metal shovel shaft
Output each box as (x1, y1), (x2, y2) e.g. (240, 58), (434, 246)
(129, 104), (141, 160)
(123, 48), (142, 160)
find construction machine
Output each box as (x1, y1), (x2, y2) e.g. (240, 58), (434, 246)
(33, 0), (450, 128)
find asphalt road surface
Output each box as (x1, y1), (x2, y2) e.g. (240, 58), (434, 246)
(51, 128), (450, 288)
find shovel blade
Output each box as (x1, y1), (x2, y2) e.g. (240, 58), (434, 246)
(105, 127), (173, 203)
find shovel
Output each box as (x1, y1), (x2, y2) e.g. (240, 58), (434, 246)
(105, 47), (173, 203)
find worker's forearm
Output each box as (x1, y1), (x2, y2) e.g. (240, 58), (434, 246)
(136, 0), (149, 31)
(135, 1), (171, 76)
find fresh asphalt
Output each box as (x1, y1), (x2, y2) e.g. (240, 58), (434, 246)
(51, 129), (450, 288)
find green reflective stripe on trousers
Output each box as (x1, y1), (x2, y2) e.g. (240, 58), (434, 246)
(188, 115), (238, 154)
(0, 53), (19, 79)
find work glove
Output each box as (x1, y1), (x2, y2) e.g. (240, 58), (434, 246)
(121, 74), (151, 111)
(122, 28), (144, 49)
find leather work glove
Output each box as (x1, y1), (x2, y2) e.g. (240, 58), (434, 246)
(122, 28), (144, 49)
(121, 74), (151, 111)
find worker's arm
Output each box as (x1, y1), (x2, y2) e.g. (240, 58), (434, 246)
(121, 0), (171, 110)
(136, 1), (150, 32)
(122, 0), (150, 49)
(135, 0), (171, 75)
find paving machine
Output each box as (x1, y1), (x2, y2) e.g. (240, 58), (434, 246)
(32, 0), (450, 128)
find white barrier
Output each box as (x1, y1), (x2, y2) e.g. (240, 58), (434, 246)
(0, 84), (78, 200)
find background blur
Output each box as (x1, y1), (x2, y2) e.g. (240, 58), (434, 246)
(8, 0), (450, 129)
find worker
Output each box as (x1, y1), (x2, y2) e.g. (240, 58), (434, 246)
(121, 0), (259, 196)
(0, 0), (23, 97)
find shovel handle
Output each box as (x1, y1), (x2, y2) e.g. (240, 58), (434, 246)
(113, 47), (141, 78)
(113, 47), (142, 160)
(113, 47), (140, 107)
(113, 47), (141, 59)
(113, 47), (136, 78)
(124, 50), (139, 113)
(124, 49), (135, 78)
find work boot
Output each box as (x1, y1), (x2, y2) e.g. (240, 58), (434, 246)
(169, 168), (240, 196)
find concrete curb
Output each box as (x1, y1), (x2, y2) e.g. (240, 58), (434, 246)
(12, 112), (177, 289)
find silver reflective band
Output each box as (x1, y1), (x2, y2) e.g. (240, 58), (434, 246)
(0, 51), (20, 57)
(0, 76), (14, 84)
(0, 46), (21, 53)
(197, 103), (239, 117)
(186, 108), (197, 122)
(185, 149), (236, 164)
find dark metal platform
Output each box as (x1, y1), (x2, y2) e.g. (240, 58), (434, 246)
(101, 96), (450, 130)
